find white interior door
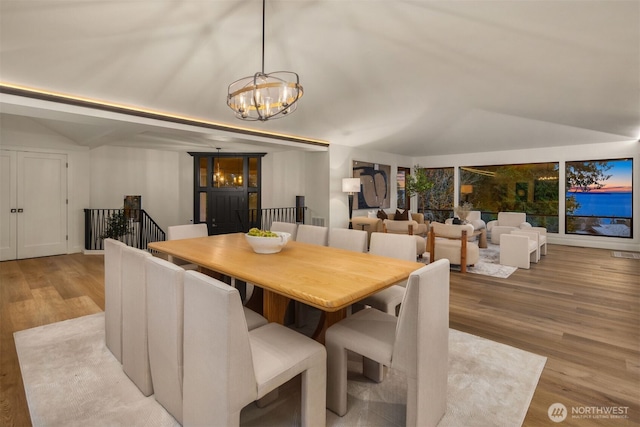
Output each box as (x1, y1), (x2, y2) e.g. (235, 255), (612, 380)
(0, 151), (18, 261)
(1, 150), (69, 260)
(16, 152), (68, 259)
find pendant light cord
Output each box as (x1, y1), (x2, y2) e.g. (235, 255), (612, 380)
(261, 0), (266, 74)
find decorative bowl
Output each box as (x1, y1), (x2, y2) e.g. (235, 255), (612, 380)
(244, 231), (291, 254)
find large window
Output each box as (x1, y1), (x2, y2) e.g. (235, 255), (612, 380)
(421, 167), (454, 223)
(459, 163), (559, 232)
(566, 158), (633, 238)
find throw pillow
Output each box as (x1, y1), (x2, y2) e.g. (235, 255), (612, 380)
(377, 209), (388, 220)
(367, 210), (377, 219)
(395, 209), (410, 221)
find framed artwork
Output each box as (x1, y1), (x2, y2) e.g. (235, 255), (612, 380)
(124, 195), (141, 222)
(352, 160), (391, 209)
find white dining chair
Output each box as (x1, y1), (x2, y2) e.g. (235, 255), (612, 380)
(326, 259), (450, 426)
(292, 224), (329, 326)
(145, 257), (268, 423)
(270, 221), (298, 241)
(146, 256), (186, 423)
(166, 223), (208, 269)
(121, 245), (154, 396)
(104, 238), (127, 363)
(359, 232), (417, 316)
(296, 224), (329, 246)
(329, 227), (368, 253)
(182, 270), (327, 427)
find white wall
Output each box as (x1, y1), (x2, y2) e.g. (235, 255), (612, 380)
(303, 151), (330, 224)
(415, 140), (640, 251)
(260, 150), (330, 225)
(261, 151), (307, 208)
(89, 146), (182, 233)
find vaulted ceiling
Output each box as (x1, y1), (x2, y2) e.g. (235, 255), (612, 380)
(1, 0), (638, 155)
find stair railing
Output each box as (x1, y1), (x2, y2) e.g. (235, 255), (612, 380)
(84, 208), (165, 251)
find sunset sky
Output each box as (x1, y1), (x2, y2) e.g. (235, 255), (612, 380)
(568, 159), (633, 193)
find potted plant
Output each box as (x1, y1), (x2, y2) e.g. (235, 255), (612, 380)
(405, 164), (433, 214)
(101, 209), (132, 240)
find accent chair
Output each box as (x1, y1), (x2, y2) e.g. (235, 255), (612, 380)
(486, 212), (531, 244)
(428, 222), (480, 274)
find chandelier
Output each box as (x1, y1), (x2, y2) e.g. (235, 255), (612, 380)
(227, 0), (303, 121)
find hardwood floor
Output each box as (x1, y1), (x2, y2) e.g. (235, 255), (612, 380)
(1, 245), (638, 426)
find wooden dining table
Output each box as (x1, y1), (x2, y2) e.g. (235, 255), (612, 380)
(148, 233), (424, 342)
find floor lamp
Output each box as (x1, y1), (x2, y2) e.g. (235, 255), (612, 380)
(342, 178), (361, 229)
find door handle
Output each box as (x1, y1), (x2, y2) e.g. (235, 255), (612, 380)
(17, 209), (24, 213)
(11, 209), (17, 213)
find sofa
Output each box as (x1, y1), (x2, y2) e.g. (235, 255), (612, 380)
(486, 212), (532, 244)
(427, 222), (479, 273)
(352, 210), (428, 240)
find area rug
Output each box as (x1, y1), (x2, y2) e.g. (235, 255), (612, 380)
(612, 251), (640, 260)
(15, 313), (546, 427)
(424, 243), (517, 278)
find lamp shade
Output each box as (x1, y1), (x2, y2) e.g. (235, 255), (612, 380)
(342, 178), (361, 193)
(460, 185), (473, 194)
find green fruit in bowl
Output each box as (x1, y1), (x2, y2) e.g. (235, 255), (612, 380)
(248, 228), (277, 237)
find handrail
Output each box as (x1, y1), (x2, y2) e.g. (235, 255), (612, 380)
(84, 208), (166, 251)
(235, 206), (306, 231)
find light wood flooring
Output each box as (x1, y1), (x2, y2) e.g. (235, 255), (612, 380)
(1, 245), (639, 426)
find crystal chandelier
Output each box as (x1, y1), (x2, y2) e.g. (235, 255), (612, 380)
(227, 0), (303, 121)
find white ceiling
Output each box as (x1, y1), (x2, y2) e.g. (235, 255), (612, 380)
(1, 0), (638, 155)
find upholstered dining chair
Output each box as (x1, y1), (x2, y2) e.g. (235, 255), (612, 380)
(328, 227), (368, 253)
(292, 224), (329, 326)
(182, 270), (327, 427)
(270, 221), (299, 241)
(104, 238), (127, 363)
(121, 245), (154, 396)
(166, 223), (208, 269)
(296, 224), (329, 246)
(358, 232), (417, 316)
(145, 257), (268, 423)
(326, 259), (450, 427)
(145, 257), (186, 423)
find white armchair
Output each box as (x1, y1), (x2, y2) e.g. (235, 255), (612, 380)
(446, 210), (486, 231)
(486, 212), (531, 244)
(499, 231), (539, 269)
(428, 222), (480, 274)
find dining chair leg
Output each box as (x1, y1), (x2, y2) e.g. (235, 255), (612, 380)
(326, 343), (348, 416)
(363, 357), (385, 383)
(301, 361), (327, 427)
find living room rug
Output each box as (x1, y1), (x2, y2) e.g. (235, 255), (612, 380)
(15, 313), (545, 427)
(612, 251), (640, 259)
(424, 243), (517, 278)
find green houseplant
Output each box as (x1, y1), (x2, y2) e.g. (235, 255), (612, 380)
(101, 209), (132, 240)
(405, 165), (434, 214)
